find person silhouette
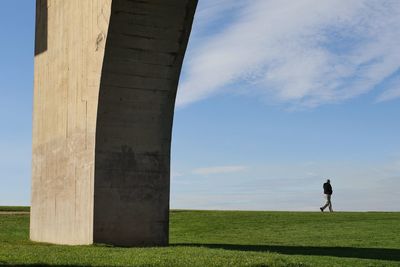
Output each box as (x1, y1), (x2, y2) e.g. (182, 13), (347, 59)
(320, 179), (333, 212)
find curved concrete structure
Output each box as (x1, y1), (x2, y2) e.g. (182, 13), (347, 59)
(31, 0), (197, 246)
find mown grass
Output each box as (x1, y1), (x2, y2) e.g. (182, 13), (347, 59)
(0, 206), (30, 212)
(0, 208), (399, 266)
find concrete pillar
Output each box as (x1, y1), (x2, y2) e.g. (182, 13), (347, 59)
(30, 0), (197, 246)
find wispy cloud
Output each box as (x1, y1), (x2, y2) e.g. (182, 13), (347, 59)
(171, 171), (184, 178)
(376, 74), (400, 102)
(178, 0), (400, 108)
(192, 165), (248, 175)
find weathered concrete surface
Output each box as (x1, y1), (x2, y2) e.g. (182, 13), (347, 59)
(31, 0), (112, 245)
(31, 0), (197, 246)
(93, 0), (197, 246)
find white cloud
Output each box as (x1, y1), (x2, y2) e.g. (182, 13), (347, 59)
(376, 75), (400, 102)
(192, 165), (248, 175)
(171, 171), (184, 178)
(377, 87), (400, 102)
(193, 0), (247, 28)
(177, 0), (400, 108)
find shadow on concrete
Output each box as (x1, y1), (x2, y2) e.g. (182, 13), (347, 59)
(35, 0), (48, 55)
(172, 243), (400, 262)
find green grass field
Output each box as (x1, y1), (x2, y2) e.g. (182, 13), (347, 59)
(0, 206), (30, 212)
(0, 208), (399, 266)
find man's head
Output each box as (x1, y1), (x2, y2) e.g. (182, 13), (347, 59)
(327, 179), (330, 183)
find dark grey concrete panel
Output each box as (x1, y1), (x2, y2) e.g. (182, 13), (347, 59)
(93, 0), (197, 246)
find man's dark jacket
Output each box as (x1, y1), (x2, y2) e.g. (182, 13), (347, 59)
(323, 182), (333, 195)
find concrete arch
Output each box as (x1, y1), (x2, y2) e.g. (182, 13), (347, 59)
(31, 0), (197, 246)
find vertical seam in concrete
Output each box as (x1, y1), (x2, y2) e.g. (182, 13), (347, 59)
(85, 100), (88, 150)
(66, 70), (69, 139)
(74, 166), (77, 219)
(89, 163), (94, 243)
(54, 195), (57, 230)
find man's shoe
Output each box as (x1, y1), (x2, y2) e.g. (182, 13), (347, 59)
(320, 207), (323, 212)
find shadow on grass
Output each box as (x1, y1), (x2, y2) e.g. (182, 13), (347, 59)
(0, 265), (89, 267)
(173, 243), (400, 261)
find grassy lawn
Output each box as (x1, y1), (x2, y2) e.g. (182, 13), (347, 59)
(0, 209), (399, 266)
(0, 206), (30, 212)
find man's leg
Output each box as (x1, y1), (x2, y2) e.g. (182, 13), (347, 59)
(321, 194), (330, 211)
(328, 195), (333, 212)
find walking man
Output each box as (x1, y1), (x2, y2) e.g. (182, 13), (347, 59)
(320, 179), (333, 212)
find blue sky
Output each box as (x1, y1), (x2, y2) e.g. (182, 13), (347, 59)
(1, 0), (400, 211)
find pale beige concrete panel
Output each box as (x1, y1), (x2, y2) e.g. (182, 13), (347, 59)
(31, 0), (111, 245)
